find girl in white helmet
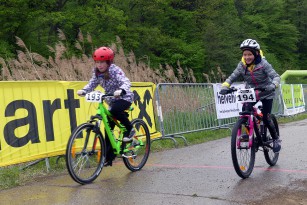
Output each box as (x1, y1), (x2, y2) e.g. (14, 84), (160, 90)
(220, 39), (281, 153)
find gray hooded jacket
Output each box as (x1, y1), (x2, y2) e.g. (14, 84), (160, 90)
(225, 59), (280, 100)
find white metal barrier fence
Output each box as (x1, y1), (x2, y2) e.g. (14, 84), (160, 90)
(154, 83), (288, 146)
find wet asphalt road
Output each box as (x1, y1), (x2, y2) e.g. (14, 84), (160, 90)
(1, 119), (307, 205)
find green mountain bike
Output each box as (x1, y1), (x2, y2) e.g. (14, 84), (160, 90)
(65, 91), (151, 184)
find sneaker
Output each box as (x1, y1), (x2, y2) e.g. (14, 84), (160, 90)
(272, 139), (281, 153)
(239, 134), (249, 148)
(104, 161), (112, 167)
(239, 134), (249, 142)
(123, 128), (136, 143)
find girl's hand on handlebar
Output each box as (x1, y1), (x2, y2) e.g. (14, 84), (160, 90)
(114, 89), (123, 98)
(265, 84), (276, 92)
(219, 87), (237, 95)
(77, 90), (86, 97)
(219, 88), (230, 95)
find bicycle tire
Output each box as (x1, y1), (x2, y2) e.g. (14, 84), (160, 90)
(231, 118), (256, 179)
(66, 123), (106, 184)
(264, 114), (280, 166)
(123, 119), (151, 172)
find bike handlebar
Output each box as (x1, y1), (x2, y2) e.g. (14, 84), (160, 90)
(102, 93), (114, 97)
(83, 90), (126, 103)
(100, 93), (116, 102)
(219, 87), (266, 95)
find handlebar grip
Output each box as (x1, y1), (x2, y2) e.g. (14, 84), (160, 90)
(219, 89), (230, 95)
(219, 87), (237, 95)
(103, 93), (115, 97)
(254, 87), (266, 92)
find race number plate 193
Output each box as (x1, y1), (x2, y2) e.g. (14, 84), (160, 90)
(235, 89), (256, 103)
(85, 91), (103, 102)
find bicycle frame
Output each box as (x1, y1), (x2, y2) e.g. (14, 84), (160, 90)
(92, 100), (128, 155)
(237, 106), (260, 149)
(237, 102), (274, 151)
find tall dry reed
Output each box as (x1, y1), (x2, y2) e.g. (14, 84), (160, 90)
(0, 30), (201, 83)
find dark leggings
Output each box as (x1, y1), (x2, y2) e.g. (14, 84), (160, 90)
(243, 99), (278, 139)
(109, 99), (132, 132)
(105, 99), (132, 161)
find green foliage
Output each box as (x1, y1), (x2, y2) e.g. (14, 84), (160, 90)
(237, 0), (299, 73)
(0, 0), (306, 82)
(0, 40), (15, 59)
(264, 53), (282, 74)
(197, 0), (242, 76)
(284, 76), (307, 84)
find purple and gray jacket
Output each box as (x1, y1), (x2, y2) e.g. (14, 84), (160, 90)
(82, 64), (134, 105)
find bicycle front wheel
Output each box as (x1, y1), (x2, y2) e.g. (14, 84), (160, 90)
(231, 118), (256, 179)
(123, 119), (151, 171)
(264, 114), (280, 166)
(66, 123), (106, 184)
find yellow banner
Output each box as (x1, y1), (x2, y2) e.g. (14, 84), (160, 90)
(281, 84), (292, 108)
(293, 84), (305, 107)
(281, 84), (305, 116)
(0, 81), (160, 167)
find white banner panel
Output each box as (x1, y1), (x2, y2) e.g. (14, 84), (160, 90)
(213, 83), (245, 119)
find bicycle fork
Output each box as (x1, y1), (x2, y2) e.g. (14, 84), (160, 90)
(86, 120), (101, 156)
(237, 116), (255, 149)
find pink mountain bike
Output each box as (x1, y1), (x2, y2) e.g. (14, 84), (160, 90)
(221, 87), (280, 178)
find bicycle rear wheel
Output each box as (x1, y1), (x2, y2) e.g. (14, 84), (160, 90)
(231, 118), (256, 179)
(123, 119), (151, 171)
(264, 114), (279, 166)
(66, 123), (106, 184)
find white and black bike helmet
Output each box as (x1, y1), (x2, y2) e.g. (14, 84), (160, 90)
(240, 39), (260, 51)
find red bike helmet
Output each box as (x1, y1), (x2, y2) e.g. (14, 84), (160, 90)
(92, 47), (114, 61)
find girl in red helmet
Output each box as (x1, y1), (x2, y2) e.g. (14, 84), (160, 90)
(77, 47), (135, 166)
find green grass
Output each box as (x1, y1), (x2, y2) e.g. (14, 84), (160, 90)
(277, 113), (307, 124)
(151, 128), (231, 151)
(0, 157), (67, 190)
(0, 112), (306, 190)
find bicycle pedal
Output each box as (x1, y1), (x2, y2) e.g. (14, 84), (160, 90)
(262, 141), (272, 147)
(121, 154), (131, 158)
(121, 154), (136, 159)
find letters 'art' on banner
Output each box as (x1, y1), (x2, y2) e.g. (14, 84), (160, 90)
(0, 81), (160, 167)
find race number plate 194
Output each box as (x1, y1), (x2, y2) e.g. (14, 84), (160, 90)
(85, 91), (103, 102)
(235, 89), (256, 103)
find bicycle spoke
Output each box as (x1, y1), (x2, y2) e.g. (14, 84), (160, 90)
(231, 118), (255, 179)
(123, 119), (150, 171)
(263, 114), (279, 166)
(73, 153), (89, 175)
(238, 149), (252, 171)
(66, 123), (106, 184)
